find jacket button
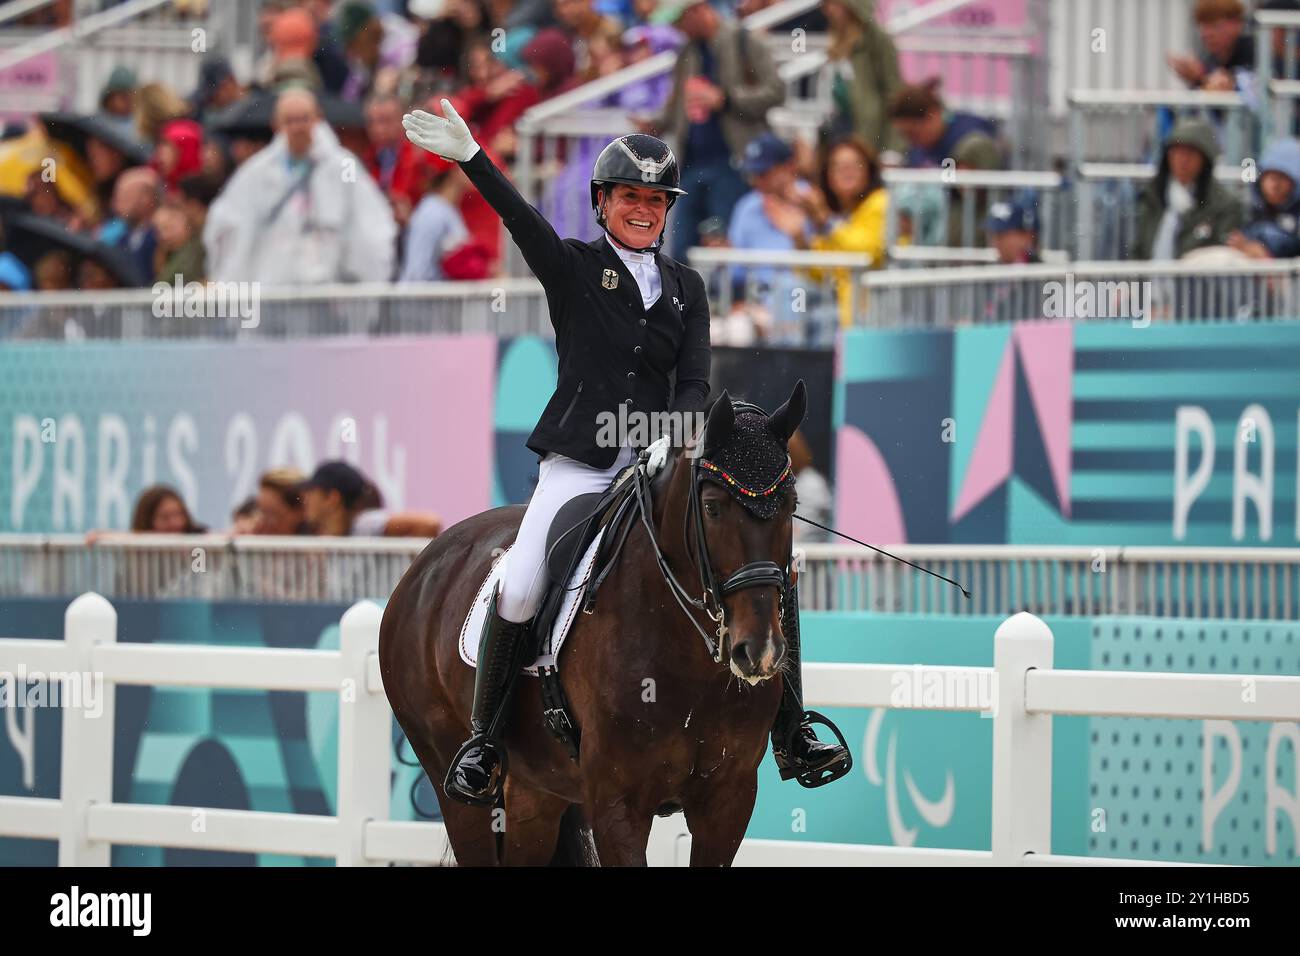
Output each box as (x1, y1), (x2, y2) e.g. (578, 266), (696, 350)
(634, 345), (642, 354)
(639, 318), (646, 326)
(624, 398), (633, 406)
(627, 371), (636, 379)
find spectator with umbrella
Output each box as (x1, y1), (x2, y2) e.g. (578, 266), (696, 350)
(0, 210), (145, 332)
(0, 129), (95, 223)
(39, 111), (152, 224)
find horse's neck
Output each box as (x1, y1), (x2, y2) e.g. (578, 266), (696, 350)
(627, 463), (725, 673)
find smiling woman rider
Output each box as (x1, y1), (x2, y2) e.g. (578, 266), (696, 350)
(402, 101), (845, 807)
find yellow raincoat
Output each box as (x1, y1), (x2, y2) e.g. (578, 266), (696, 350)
(805, 187), (888, 327)
(0, 129), (97, 219)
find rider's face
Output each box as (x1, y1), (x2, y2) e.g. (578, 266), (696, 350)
(602, 184), (669, 248)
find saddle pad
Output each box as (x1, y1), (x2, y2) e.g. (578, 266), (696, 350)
(458, 528), (606, 676)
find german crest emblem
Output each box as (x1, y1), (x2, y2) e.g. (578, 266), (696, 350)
(602, 269), (619, 290)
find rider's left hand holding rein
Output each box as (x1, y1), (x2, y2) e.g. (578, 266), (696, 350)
(644, 435), (671, 478)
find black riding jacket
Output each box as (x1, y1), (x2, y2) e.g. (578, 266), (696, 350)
(459, 148), (712, 469)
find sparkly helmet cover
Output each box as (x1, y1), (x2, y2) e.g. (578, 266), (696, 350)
(698, 410), (794, 520)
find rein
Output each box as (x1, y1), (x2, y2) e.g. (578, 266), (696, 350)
(630, 425), (791, 665)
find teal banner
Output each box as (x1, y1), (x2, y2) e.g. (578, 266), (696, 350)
(835, 321), (1300, 546)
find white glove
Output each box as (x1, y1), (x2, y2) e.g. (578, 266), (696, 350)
(402, 99), (480, 163)
(644, 435), (671, 478)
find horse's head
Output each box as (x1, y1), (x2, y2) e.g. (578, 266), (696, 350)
(657, 380), (806, 684)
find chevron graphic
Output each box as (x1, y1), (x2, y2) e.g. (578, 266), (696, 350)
(951, 323), (1074, 523)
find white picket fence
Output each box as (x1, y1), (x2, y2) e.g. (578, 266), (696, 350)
(2, 594), (1298, 866)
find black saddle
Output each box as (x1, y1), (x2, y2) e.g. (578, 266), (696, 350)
(531, 460), (641, 653)
(544, 491), (607, 582)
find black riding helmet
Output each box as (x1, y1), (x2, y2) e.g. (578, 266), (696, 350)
(590, 133), (687, 251)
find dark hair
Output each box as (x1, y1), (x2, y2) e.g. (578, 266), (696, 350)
(130, 484), (205, 532)
(178, 172), (222, 206)
(354, 480), (384, 511)
(889, 77), (945, 121)
(819, 138), (883, 214)
(233, 495), (258, 519)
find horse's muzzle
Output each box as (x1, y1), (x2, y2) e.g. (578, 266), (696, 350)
(728, 631), (785, 684)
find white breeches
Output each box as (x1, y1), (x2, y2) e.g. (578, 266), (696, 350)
(497, 444), (638, 623)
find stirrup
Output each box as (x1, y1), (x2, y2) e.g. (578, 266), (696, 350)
(772, 710), (853, 789)
(443, 733), (507, 808)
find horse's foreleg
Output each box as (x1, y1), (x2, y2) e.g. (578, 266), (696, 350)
(683, 771), (759, 867)
(500, 778), (570, 866)
(584, 784), (653, 866)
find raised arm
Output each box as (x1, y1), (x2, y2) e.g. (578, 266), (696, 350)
(404, 100), (570, 285)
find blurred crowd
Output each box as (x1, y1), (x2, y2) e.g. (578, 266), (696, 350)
(111, 439), (834, 542)
(96, 459), (443, 539)
(1, 0), (1300, 342)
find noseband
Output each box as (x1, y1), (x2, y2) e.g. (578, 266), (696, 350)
(631, 403), (792, 663)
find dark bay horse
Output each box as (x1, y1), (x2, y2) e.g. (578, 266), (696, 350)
(379, 382), (808, 865)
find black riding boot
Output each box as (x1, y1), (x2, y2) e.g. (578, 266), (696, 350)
(771, 584), (852, 788)
(444, 587), (534, 807)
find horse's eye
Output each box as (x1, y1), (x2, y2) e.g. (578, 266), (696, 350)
(704, 500), (721, 518)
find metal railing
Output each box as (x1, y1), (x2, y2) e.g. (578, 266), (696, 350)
(1265, 77), (1300, 149)
(1073, 162), (1252, 261)
(3, 535), (1298, 621)
(896, 32), (1045, 165)
(886, 246), (1072, 267)
(684, 246), (871, 348)
(882, 168), (1065, 251)
(861, 259), (1300, 327)
(0, 279), (550, 340)
(1255, 8), (1300, 141)
(1067, 89), (1257, 169)
(0, 0), (244, 114)
(1047, 0), (1191, 116)
(797, 545), (1300, 620)
(4, 257), (1296, 340)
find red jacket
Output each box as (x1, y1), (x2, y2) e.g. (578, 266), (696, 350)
(449, 83), (541, 155)
(364, 139), (434, 210)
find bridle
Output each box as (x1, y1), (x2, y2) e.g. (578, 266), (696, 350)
(630, 401), (793, 664)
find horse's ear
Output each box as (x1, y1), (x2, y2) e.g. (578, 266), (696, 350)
(767, 379), (807, 444)
(703, 389), (734, 456)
